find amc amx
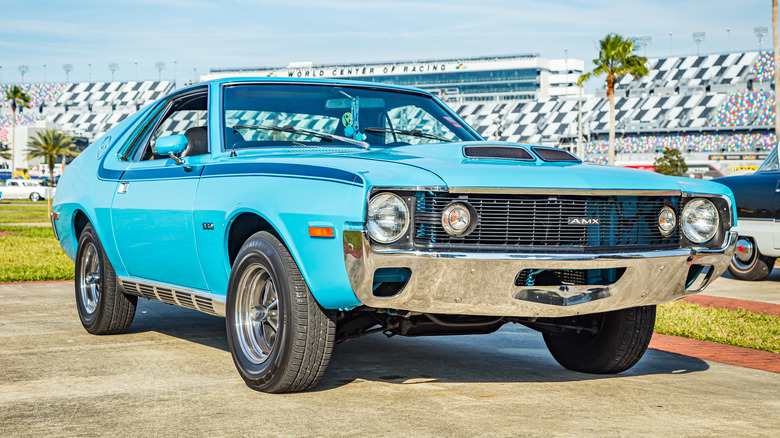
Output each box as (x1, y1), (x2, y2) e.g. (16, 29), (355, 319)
(53, 78), (737, 393)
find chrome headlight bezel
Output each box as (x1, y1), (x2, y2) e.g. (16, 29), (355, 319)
(366, 192), (410, 244)
(680, 198), (720, 244)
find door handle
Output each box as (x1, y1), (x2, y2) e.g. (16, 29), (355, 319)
(117, 182), (129, 194)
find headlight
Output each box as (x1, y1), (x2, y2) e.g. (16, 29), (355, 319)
(681, 198), (719, 244)
(367, 193), (409, 244)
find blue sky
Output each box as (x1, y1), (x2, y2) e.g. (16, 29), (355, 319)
(0, 0), (773, 85)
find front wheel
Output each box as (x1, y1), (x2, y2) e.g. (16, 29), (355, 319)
(29, 192), (41, 202)
(543, 306), (656, 374)
(225, 231), (336, 393)
(728, 236), (775, 281)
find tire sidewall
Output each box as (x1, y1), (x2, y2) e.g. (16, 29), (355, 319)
(226, 234), (293, 389)
(75, 225), (107, 331)
(30, 192), (41, 202)
(728, 237), (774, 281)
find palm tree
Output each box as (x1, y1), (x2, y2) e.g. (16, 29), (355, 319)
(4, 85), (32, 175)
(26, 129), (78, 213)
(578, 34), (649, 165)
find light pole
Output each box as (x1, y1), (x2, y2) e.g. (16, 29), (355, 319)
(174, 60), (177, 88)
(634, 36), (651, 57)
(155, 62), (166, 82)
(43, 64), (47, 82)
(693, 32), (706, 56)
(726, 28), (731, 52)
(755, 26), (769, 51)
(108, 63), (119, 82)
(134, 62), (138, 81)
(1, 66), (3, 83)
(88, 63), (92, 82)
(193, 67), (197, 82)
(63, 64), (73, 82)
(19, 65), (28, 83)
(668, 32), (673, 57)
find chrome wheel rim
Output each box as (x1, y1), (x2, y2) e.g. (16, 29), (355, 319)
(79, 242), (101, 314)
(732, 237), (757, 270)
(30, 193), (41, 201)
(235, 264), (279, 365)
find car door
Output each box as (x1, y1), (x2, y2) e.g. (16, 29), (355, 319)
(110, 86), (211, 291)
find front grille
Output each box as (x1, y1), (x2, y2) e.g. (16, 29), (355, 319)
(414, 193), (680, 252)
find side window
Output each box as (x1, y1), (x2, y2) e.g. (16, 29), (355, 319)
(138, 89), (209, 161)
(384, 105), (458, 145)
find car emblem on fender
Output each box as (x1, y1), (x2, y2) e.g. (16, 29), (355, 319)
(568, 217), (600, 225)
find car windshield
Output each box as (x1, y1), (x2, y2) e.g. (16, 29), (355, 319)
(757, 145), (779, 172)
(222, 83), (480, 150)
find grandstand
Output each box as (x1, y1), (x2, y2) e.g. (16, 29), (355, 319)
(455, 51), (777, 170)
(1, 51), (776, 175)
(1, 81), (173, 141)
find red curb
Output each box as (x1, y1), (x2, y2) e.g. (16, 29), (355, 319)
(682, 295), (780, 317)
(0, 231), (20, 237)
(649, 333), (780, 373)
(0, 280), (73, 285)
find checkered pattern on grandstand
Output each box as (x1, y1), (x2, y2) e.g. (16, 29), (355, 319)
(1, 81), (173, 141)
(46, 81), (173, 139)
(455, 51), (776, 153)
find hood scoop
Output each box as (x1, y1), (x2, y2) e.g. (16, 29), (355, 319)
(462, 145), (535, 161)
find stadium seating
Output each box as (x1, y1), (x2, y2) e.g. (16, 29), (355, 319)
(1, 81), (173, 141)
(455, 51), (777, 157)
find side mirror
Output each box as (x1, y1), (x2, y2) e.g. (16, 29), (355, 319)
(155, 134), (188, 164)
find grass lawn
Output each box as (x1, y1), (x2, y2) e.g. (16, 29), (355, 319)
(656, 301), (780, 353)
(0, 226), (74, 282)
(0, 202), (51, 223)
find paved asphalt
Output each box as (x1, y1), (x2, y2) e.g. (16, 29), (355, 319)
(0, 280), (778, 437)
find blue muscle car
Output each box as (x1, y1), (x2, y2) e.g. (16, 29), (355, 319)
(53, 78), (737, 393)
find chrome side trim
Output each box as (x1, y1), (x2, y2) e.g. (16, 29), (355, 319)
(117, 276), (226, 317)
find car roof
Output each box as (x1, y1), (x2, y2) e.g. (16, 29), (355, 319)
(183, 77), (435, 97)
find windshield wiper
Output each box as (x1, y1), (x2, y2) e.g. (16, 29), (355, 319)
(233, 124), (369, 149)
(364, 127), (453, 142)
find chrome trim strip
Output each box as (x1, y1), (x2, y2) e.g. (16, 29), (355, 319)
(447, 187), (683, 196)
(117, 276), (226, 317)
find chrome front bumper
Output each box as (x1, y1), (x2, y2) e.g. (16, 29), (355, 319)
(343, 230), (738, 318)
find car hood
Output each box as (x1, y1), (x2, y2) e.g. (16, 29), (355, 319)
(228, 142), (730, 196)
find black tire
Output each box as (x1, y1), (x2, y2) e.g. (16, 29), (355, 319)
(74, 223), (137, 335)
(728, 236), (775, 281)
(29, 192), (41, 202)
(225, 231), (336, 393)
(543, 305), (656, 374)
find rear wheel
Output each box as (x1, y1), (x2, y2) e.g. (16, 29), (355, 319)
(225, 231), (336, 393)
(728, 236), (775, 281)
(29, 192), (41, 202)
(543, 306), (656, 374)
(75, 224), (137, 334)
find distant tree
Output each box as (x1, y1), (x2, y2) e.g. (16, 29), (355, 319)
(0, 147), (10, 160)
(654, 147), (689, 176)
(27, 129), (78, 185)
(4, 85), (32, 174)
(26, 129), (78, 213)
(578, 34), (649, 166)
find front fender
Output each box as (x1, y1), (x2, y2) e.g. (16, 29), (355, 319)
(194, 172), (366, 310)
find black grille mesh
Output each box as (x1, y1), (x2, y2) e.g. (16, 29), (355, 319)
(414, 193), (680, 251)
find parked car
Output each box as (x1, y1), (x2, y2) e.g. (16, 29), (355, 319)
(52, 78), (737, 393)
(713, 147), (779, 280)
(0, 178), (54, 201)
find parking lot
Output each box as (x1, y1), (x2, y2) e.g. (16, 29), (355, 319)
(1, 280), (778, 437)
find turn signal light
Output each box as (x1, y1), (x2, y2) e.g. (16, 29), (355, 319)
(308, 226), (335, 238)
